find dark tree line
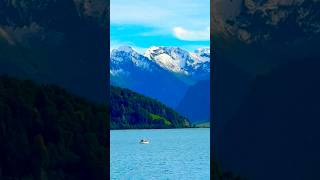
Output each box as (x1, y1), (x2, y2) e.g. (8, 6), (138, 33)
(0, 75), (107, 180)
(110, 86), (190, 129)
(213, 160), (248, 180)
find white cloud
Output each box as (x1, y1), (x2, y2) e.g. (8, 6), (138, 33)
(173, 27), (210, 41)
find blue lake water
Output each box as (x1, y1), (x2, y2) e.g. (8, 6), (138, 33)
(110, 128), (210, 180)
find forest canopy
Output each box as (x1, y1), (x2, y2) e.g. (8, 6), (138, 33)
(110, 86), (190, 129)
(0, 75), (107, 180)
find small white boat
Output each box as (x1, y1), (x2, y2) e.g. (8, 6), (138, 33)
(139, 139), (149, 144)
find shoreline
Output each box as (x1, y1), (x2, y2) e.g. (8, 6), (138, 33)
(110, 127), (210, 131)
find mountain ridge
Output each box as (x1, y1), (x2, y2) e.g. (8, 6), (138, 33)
(111, 46), (210, 79)
(110, 45), (210, 110)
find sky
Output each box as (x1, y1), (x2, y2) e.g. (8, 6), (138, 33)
(110, 0), (210, 53)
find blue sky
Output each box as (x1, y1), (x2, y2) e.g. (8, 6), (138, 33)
(110, 0), (210, 53)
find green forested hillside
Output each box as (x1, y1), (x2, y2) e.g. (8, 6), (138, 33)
(110, 86), (190, 129)
(0, 75), (107, 180)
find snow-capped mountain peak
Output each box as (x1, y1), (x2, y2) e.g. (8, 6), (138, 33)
(111, 46), (151, 70)
(116, 45), (135, 53)
(144, 46), (190, 74)
(195, 48), (210, 54)
(110, 45), (210, 80)
(190, 48), (210, 64)
(144, 46), (210, 74)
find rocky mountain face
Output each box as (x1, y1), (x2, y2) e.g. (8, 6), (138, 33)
(144, 46), (210, 79)
(213, 0), (320, 74)
(213, 0), (320, 43)
(212, 0), (320, 125)
(0, 0), (109, 103)
(213, 0), (320, 179)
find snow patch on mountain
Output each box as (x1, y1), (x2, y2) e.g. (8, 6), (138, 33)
(110, 69), (129, 76)
(111, 46), (152, 70)
(144, 46), (210, 75)
(144, 46), (188, 74)
(189, 48), (210, 70)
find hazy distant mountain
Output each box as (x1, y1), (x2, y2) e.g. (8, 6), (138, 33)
(176, 79), (210, 123)
(110, 46), (210, 108)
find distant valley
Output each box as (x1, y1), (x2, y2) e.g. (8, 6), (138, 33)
(176, 79), (210, 123)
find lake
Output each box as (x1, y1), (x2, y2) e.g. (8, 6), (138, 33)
(110, 128), (210, 180)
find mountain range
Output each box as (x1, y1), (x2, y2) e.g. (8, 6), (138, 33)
(110, 46), (210, 123)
